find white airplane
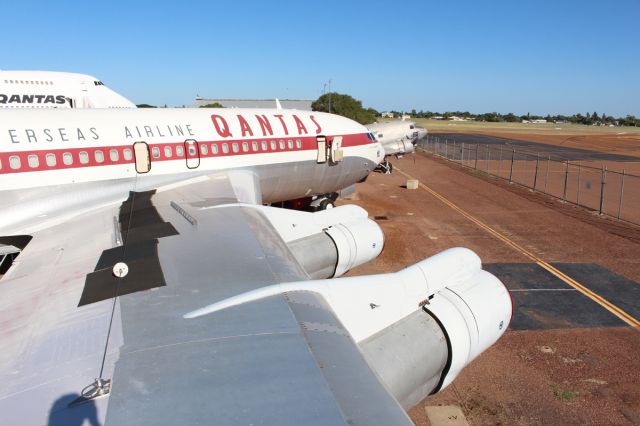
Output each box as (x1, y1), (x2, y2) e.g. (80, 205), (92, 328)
(0, 107), (511, 425)
(367, 120), (428, 173)
(0, 70), (136, 109)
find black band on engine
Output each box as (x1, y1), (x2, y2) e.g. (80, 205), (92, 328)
(423, 306), (452, 394)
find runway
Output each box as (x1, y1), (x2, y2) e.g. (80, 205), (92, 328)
(430, 133), (640, 161)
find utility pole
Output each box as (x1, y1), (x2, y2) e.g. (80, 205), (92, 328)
(328, 79), (332, 113)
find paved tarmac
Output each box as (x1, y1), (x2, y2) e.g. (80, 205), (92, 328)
(429, 133), (640, 161)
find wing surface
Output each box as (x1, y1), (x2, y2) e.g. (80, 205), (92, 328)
(0, 172), (411, 425)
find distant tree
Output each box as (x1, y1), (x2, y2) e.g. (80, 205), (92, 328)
(199, 103), (225, 108)
(504, 113), (519, 122)
(312, 93), (377, 124)
(136, 103), (156, 108)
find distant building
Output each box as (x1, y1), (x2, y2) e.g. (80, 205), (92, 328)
(522, 119), (547, 124)
(401, 114), (411, 120)
(380, 112), (394, 118)
(194, 97), (313, 110)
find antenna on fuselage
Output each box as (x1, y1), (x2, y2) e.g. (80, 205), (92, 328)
(275, 98), (282, 109)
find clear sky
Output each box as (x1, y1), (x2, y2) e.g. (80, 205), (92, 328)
(2, 0), (638, 116)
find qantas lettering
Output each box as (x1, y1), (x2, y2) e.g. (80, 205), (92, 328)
(0, 94), (67, 105)
(8, 127), (100, 144)
(210, 114), (322, 139)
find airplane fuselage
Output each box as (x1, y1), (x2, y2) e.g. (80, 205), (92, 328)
(0, 108), (384, 234)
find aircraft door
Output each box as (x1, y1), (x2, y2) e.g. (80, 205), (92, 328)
(133, 142), (151, 173)
(316, 135), (327, 163)
(185, 139), (200, 169)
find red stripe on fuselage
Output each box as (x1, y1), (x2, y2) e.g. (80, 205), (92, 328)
(0, 133), (373, 175)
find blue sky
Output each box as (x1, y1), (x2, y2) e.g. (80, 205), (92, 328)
(2, 0), (638, 116)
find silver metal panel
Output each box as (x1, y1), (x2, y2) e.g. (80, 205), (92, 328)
(0, 204), (123, 426)
(286, 292), (414, 426)
(360, 309), (448, 409)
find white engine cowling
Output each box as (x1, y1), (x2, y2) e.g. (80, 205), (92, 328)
(255, 204), (384, 278)
(184, 247), (511, 410)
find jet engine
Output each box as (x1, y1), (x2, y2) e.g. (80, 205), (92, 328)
(249, 204), (384, 278)
(185, 242), (510, 411)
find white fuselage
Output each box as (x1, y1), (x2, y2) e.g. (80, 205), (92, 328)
(367, 121), (427, 156)
(0, 108), (384, 233)
(0, 71), (135, 109)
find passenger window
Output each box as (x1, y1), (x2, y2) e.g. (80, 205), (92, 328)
(176, 145), (184, 157)
(45, 153), (56, 167)
(152, 146), (160, 158)
(242, 142), (249, 152)
(95, 150), (105, 163)
(79, 151), (89, 164)
(200, 144), (208, 155)
(279, 140), (285, 150)
(261, 141), (267, 151)
(211, 143), (218, 154)
(28, 154), (39, 168)
(123, 148), (133, 161)
(164, 146), (173, 158)
(63, 152), (73, 165)
(222, 143), (229, 154)
(9, 156), (21, 169)
(270, 141), (276, 150)
(296, 139), (302, 149)
(287, 140), (293, 149)
(109, 149), (119, 161)
(232, 143), (239, 153)
(188, 145), (197, 156)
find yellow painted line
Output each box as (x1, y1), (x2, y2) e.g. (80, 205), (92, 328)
(396, 166), (640, 328)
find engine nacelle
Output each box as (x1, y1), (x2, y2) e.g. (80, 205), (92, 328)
(297, 247), (512, 408)
(250, 204), (384, 278)
(184, 247), (511, 410)
(287, 218), (384, 278)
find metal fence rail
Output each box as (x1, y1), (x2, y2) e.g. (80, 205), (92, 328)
(418, 135), (640, 226)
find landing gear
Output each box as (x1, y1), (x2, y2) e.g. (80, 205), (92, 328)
(309, 192), (338, 211)
(376, 159), (393, 174)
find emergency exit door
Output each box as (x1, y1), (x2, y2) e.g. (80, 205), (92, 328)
(184, 139), (200, 169)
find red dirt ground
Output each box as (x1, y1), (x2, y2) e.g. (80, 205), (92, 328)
(342, 151), (640, 425)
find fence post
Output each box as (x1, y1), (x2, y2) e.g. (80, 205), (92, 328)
(562, 161), (569, 201)
(461, 142), (464, 165)
(544, 156), (550, 193)
(618, 169), (626, 219)
(577, 163), (582, 205)
(445, 139), (448, 159)
(472, 145), (476, 169)
(486, 145), (490, 173)
(533, 153), (540, 191)
(498, 147), (502, 175)
(509, 149), (515, 183)
(599, 166), (607, 215)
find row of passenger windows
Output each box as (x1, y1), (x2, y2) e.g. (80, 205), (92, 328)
(3, 80), (54, 85)
(0, 139), (304, 171)
(150, 139), (303, 159)
(0, 148), (133, 171)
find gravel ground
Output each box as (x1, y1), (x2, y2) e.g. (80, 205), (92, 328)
(340, 152), (640, 425)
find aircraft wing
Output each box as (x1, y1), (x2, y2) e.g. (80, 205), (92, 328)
(0, 172), (412, 425)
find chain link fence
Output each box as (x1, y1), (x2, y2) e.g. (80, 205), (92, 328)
(419, 135), (640, 226)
